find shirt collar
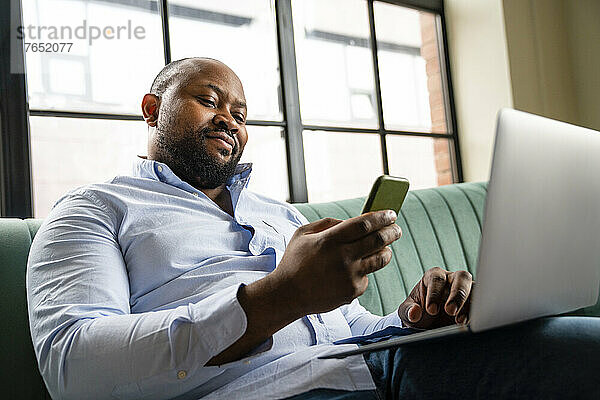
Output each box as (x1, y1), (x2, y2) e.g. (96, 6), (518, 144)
(132, 157), (253, 194)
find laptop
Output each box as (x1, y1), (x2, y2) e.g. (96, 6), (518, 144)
(321, 108), (600, 359)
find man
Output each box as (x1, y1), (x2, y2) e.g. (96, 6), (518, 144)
(27, 58), (600, 399)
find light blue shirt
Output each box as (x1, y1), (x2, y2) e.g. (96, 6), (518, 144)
(27, 158), (403, 399)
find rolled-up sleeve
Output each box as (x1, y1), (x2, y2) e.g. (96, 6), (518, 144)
(27, 193), (249, 400)
(340, 299), (403, 336)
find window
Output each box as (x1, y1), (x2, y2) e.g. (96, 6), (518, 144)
(29, 116), (147, 217)
(168, 0), (282, 122)
(304, 130), (382, 202)
(293, 0), (377, 129)
(23, 0), (164, 114)
(4, 0), (460, 218)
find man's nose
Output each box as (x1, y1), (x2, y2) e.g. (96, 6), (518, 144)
(212, 112), (238, 133)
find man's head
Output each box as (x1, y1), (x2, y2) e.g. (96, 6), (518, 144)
(142, 57), (248, 189)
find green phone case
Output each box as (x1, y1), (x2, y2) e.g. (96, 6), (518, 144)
(361, 175), (410, 214)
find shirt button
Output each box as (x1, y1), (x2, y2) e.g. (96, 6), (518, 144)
(157, 165), (163, 172)
(177, 370), (187, 380)
(192, 192), (199, 197)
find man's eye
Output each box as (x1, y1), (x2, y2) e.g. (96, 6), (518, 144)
(198, 97), (216, 107)
(234, 114), (246, 123)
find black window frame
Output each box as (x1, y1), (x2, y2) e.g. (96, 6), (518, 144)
(1, 0), (461, 217)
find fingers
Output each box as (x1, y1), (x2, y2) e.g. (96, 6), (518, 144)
(455, 294), (471, 324)
(398, 278), (428, 327)
(300, 217), (343, 234)
(454, 281), (474, 324)
(400, 267), (474, 329)
(398, 298), (423, 325)
(323, 210), (397, 243)
(359, 246), (393, 274)
(352, 223), (402, 259)
(444, 271), (473, 319)
(423, 267), (448, 316)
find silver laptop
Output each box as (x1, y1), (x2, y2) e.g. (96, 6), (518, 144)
(321, 108), (600, 359)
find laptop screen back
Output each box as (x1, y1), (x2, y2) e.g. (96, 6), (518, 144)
(469, 109), (600, 332)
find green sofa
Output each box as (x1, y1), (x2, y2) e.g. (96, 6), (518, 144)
(2, 181), (598, 399)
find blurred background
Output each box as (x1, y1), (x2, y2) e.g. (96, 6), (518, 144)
(1, 0), (599, 218)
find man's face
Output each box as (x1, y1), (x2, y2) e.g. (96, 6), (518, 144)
(150, 60), (248, 189)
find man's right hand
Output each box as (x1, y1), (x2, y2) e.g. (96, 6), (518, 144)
(209, 210), (401, 366)
(271, 210), (402, 316)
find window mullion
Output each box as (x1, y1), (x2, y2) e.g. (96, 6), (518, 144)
(158, 0), (172, 64)
(436, 12), (463, 182)
(275, 0), (308, 203)
(367, 0), (389, 175)
(0, 0), (32, 217)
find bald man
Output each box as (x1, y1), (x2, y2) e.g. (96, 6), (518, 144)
(27, 58), (600, 400)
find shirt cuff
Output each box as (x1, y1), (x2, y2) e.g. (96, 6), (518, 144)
(187, 283), (274, 364)
(236, 284), (274, 357)
(187, 284), (249, 358)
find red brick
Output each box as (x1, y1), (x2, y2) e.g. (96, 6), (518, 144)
(425, 61), (441, 76)
(433, 138), (449, 152)
(437, 171), (453, 186)
(420, 44), (438, 62)
(420, 14), (436, 43)
(435, 154), (451, 172)
(427, 79), (442, 96)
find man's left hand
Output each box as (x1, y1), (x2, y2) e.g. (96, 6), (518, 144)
(397, 267), (473, 329)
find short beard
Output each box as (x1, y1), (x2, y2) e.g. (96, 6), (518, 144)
(154, 126), (242, 189)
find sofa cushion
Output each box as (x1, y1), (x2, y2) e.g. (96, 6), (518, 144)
(25, 219), (43, 241)
(0, 219), (48, 399)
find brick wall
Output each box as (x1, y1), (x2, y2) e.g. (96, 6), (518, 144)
(419, 12), (453, 186)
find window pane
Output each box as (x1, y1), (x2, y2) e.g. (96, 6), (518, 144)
(29, 117), (148, 218)
(303, 131), (382, 202)
(168, 0), (282, 122)
(374, 3), (448, 133)
(239, 126), (289, 202)
(292, 0), (377, 129)
(23, 0), (164, 115)
(386, 135), (453, 190)
(30, 118), (289, 217)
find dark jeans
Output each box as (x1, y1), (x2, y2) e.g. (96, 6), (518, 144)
(287, 317), (600, 399)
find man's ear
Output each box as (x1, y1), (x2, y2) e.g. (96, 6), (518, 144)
(142, 94), (160, 127)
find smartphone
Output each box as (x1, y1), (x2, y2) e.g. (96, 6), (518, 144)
(361, 175), (410, 215)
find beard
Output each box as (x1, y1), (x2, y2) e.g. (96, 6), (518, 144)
(154, 125), (242, 189)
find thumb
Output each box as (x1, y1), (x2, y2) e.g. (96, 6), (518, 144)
(398, 299), (423, 326)
(301, 217), (343, 234)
